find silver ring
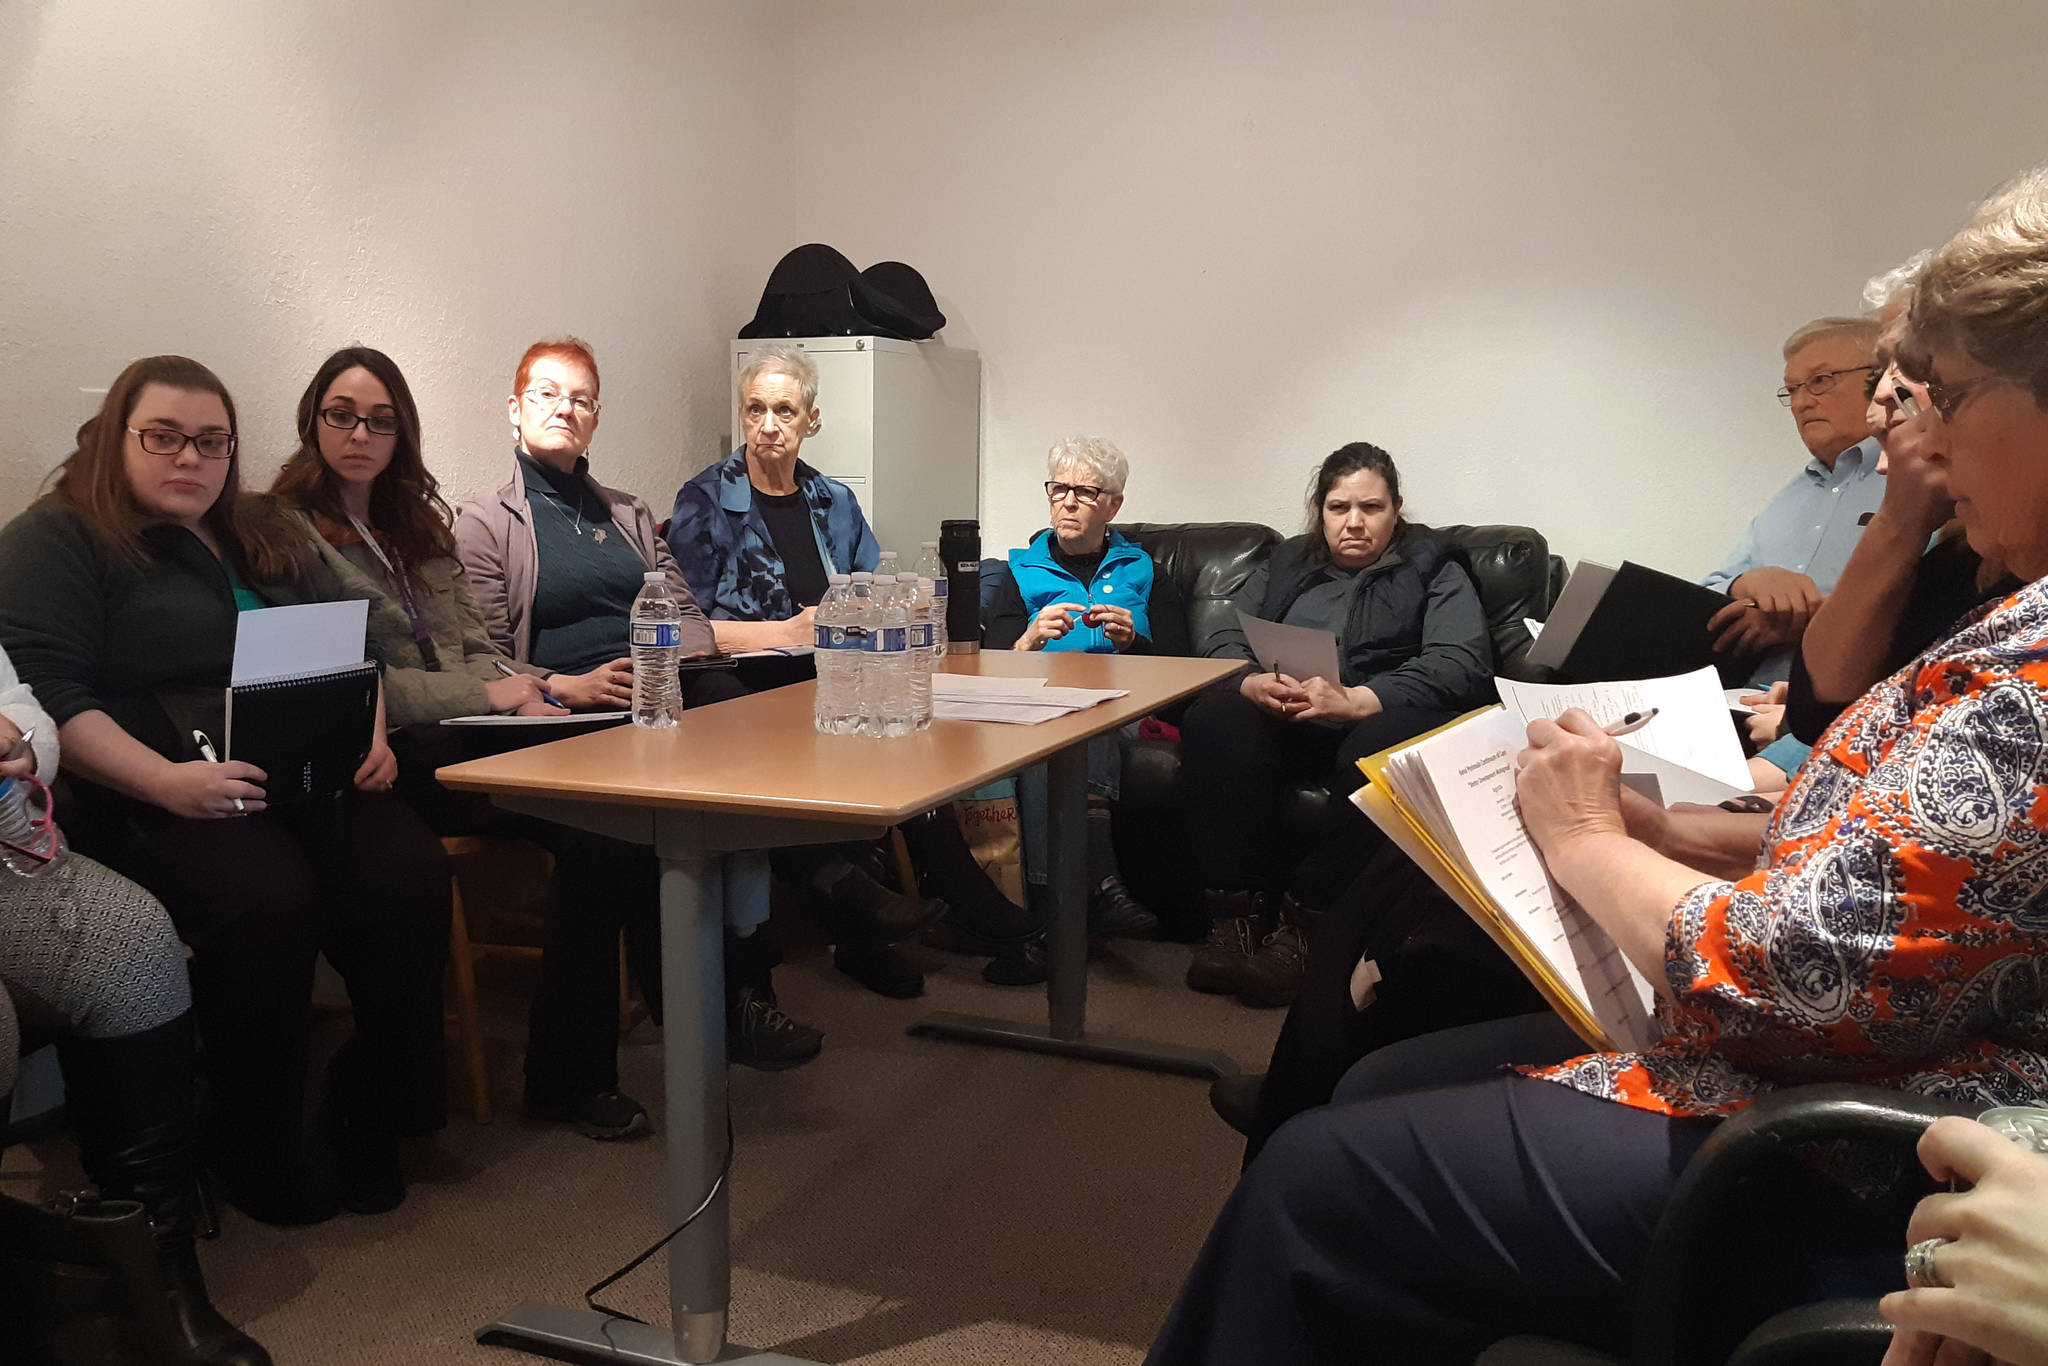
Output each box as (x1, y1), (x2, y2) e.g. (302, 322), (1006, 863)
(1904, 1236), (1953, 1289)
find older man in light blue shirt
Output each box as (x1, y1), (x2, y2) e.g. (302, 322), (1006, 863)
(1704, 316), (1886, 685)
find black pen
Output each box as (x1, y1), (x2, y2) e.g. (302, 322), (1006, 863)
(1602, 708), (1659, 738)
(494, 659), (567, 709)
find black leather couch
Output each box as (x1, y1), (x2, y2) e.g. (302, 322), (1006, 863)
(1098, 519), (1562, 933)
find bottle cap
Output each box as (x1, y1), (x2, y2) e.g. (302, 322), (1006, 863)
(851, 571), (873, 582)
(921, 540), (938, 548)
(829, 572), (850, 583)
(643, 571), (664, 583)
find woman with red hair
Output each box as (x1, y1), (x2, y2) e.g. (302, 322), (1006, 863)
(455, 338), (824, 1130)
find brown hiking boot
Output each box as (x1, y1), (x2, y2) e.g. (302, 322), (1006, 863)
(1185, 890), (1270, 994)
(1236, 897), (1317, 1008)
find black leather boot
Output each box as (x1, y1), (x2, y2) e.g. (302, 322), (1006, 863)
(57, 1015), (273, 1365)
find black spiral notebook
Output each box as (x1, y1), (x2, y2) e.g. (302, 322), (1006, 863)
(225, 662), (379, 805)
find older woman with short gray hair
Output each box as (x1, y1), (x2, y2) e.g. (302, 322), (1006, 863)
(983, 436), (1159, 949)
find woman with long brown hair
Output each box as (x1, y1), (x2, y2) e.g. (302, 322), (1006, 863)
(269, 345), (555, 723)
(0, 355), (451, 1228)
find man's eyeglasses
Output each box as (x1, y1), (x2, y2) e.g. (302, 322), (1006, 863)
(128, 426), (235, 460)
(1046, 481), (1110, 506)
(1923, 374), (2003, 423)
(1777, 366), (1877, 406)
(522, 386), (600, 418)
(319, 407), (400, 436)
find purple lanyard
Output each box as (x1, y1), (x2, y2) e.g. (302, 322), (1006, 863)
(349, 515), (441, 672)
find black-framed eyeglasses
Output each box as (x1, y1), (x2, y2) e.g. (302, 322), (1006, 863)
(127, 425), (236, 460)
(1924, 373), (2002, 422)
(319, 407), (400, 436)
(522, 385), (601, 418)
(1045, 481), (1109, 506)
(1893, 385), (1923, 420)
(1777, 365), (1877, 406)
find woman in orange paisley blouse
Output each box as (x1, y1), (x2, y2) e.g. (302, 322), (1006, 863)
(1147, 169), (2048, 1366)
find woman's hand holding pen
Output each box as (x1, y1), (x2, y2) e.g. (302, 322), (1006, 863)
(156, 757), (266, 819)
(485, 673), (558, 714)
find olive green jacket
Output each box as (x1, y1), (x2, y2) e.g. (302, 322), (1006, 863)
(294, 514), (519, 726)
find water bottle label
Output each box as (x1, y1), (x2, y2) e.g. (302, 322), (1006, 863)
(908, 622), (934, 650)
(869, 625), (908, 652)
(931, 579), (949, 600)
(632, 622), (682, 649)
(815, 625), (865, 650)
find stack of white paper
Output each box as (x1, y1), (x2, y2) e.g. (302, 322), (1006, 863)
(1378, 708), (1658, 1050)
(1494, 666), (1752, 807)
(931, 674), (1129, 725)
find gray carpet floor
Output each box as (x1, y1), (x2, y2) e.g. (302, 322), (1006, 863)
(10, 936), (1282, 1365)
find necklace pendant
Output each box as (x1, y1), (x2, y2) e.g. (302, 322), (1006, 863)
(592, 528), (607, 544)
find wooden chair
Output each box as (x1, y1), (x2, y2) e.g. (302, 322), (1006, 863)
(443, 836), (546, 1125)
(442, 836), (640, 1124)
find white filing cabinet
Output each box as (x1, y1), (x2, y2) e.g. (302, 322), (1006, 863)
(729, 336), (980, 558)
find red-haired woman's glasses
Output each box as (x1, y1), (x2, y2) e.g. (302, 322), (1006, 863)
(319, 408), (400, 436)
(127, 426), (236, 459)
(522, 385), (601, 418)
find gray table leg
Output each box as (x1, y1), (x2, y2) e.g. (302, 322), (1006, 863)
(662, 854), (729, 1362)
(479, 848), (822, 1365)
(910, 741), (1241, 1079)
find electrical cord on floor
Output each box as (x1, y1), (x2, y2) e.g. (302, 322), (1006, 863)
(585, 1112), (736, 1326)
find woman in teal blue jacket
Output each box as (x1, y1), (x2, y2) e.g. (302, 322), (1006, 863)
(985, 437), (1158, 942)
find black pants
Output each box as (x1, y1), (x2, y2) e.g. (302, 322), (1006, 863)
(1147, 1014), (1720, 1365)
(1175, 685), (1458, 901)
(394, 669), (750, 1103)
(75, 790), (452, 1153)
(1243, 842), (1545, 1161)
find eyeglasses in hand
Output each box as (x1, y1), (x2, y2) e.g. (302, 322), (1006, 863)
(1776, 365), (1877, 406)
(127, 426), (236, 460)
(319, 407), (400, 436)
(1045, 481), (1108, 506)
(522, 386), (600, 419)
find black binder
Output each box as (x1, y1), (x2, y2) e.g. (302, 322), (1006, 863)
(225, 662), (379, 805)
(1535, 561), (1743, 685)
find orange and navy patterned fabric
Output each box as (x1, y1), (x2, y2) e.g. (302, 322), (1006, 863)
(1532, 580), (2048, 1117)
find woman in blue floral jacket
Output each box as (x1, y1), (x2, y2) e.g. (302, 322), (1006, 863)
(663, 344), (879, 650)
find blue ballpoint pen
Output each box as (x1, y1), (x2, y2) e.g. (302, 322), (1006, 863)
(495, 659), (567, 709)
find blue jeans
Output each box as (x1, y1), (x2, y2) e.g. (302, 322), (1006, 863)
(1016, 726), (1131, 886)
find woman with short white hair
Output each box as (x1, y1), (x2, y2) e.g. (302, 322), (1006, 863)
(984, 435), (1159, 945)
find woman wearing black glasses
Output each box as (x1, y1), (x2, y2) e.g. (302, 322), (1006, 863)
(980, 437), (1161, 957)
(0, 354), (451, 1229)
(270, 347), (558, 724)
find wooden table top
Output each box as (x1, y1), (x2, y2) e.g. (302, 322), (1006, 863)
(435, 651), (1239, 825)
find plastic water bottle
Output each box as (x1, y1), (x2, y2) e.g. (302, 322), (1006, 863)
(865, 574), (915, 738)
(812, 573), (863, 734)
(848, 571), (877, 732)
(903, 576), (935, 730)
(915, 542), (949, 657)
(629, 571), (681, 729)
(0, 778), (63, 877)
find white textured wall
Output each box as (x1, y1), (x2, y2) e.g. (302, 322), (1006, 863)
(0, 0), (795, 520)
(786, 0), (2048, 573)
(9, 2), (2048, 580)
